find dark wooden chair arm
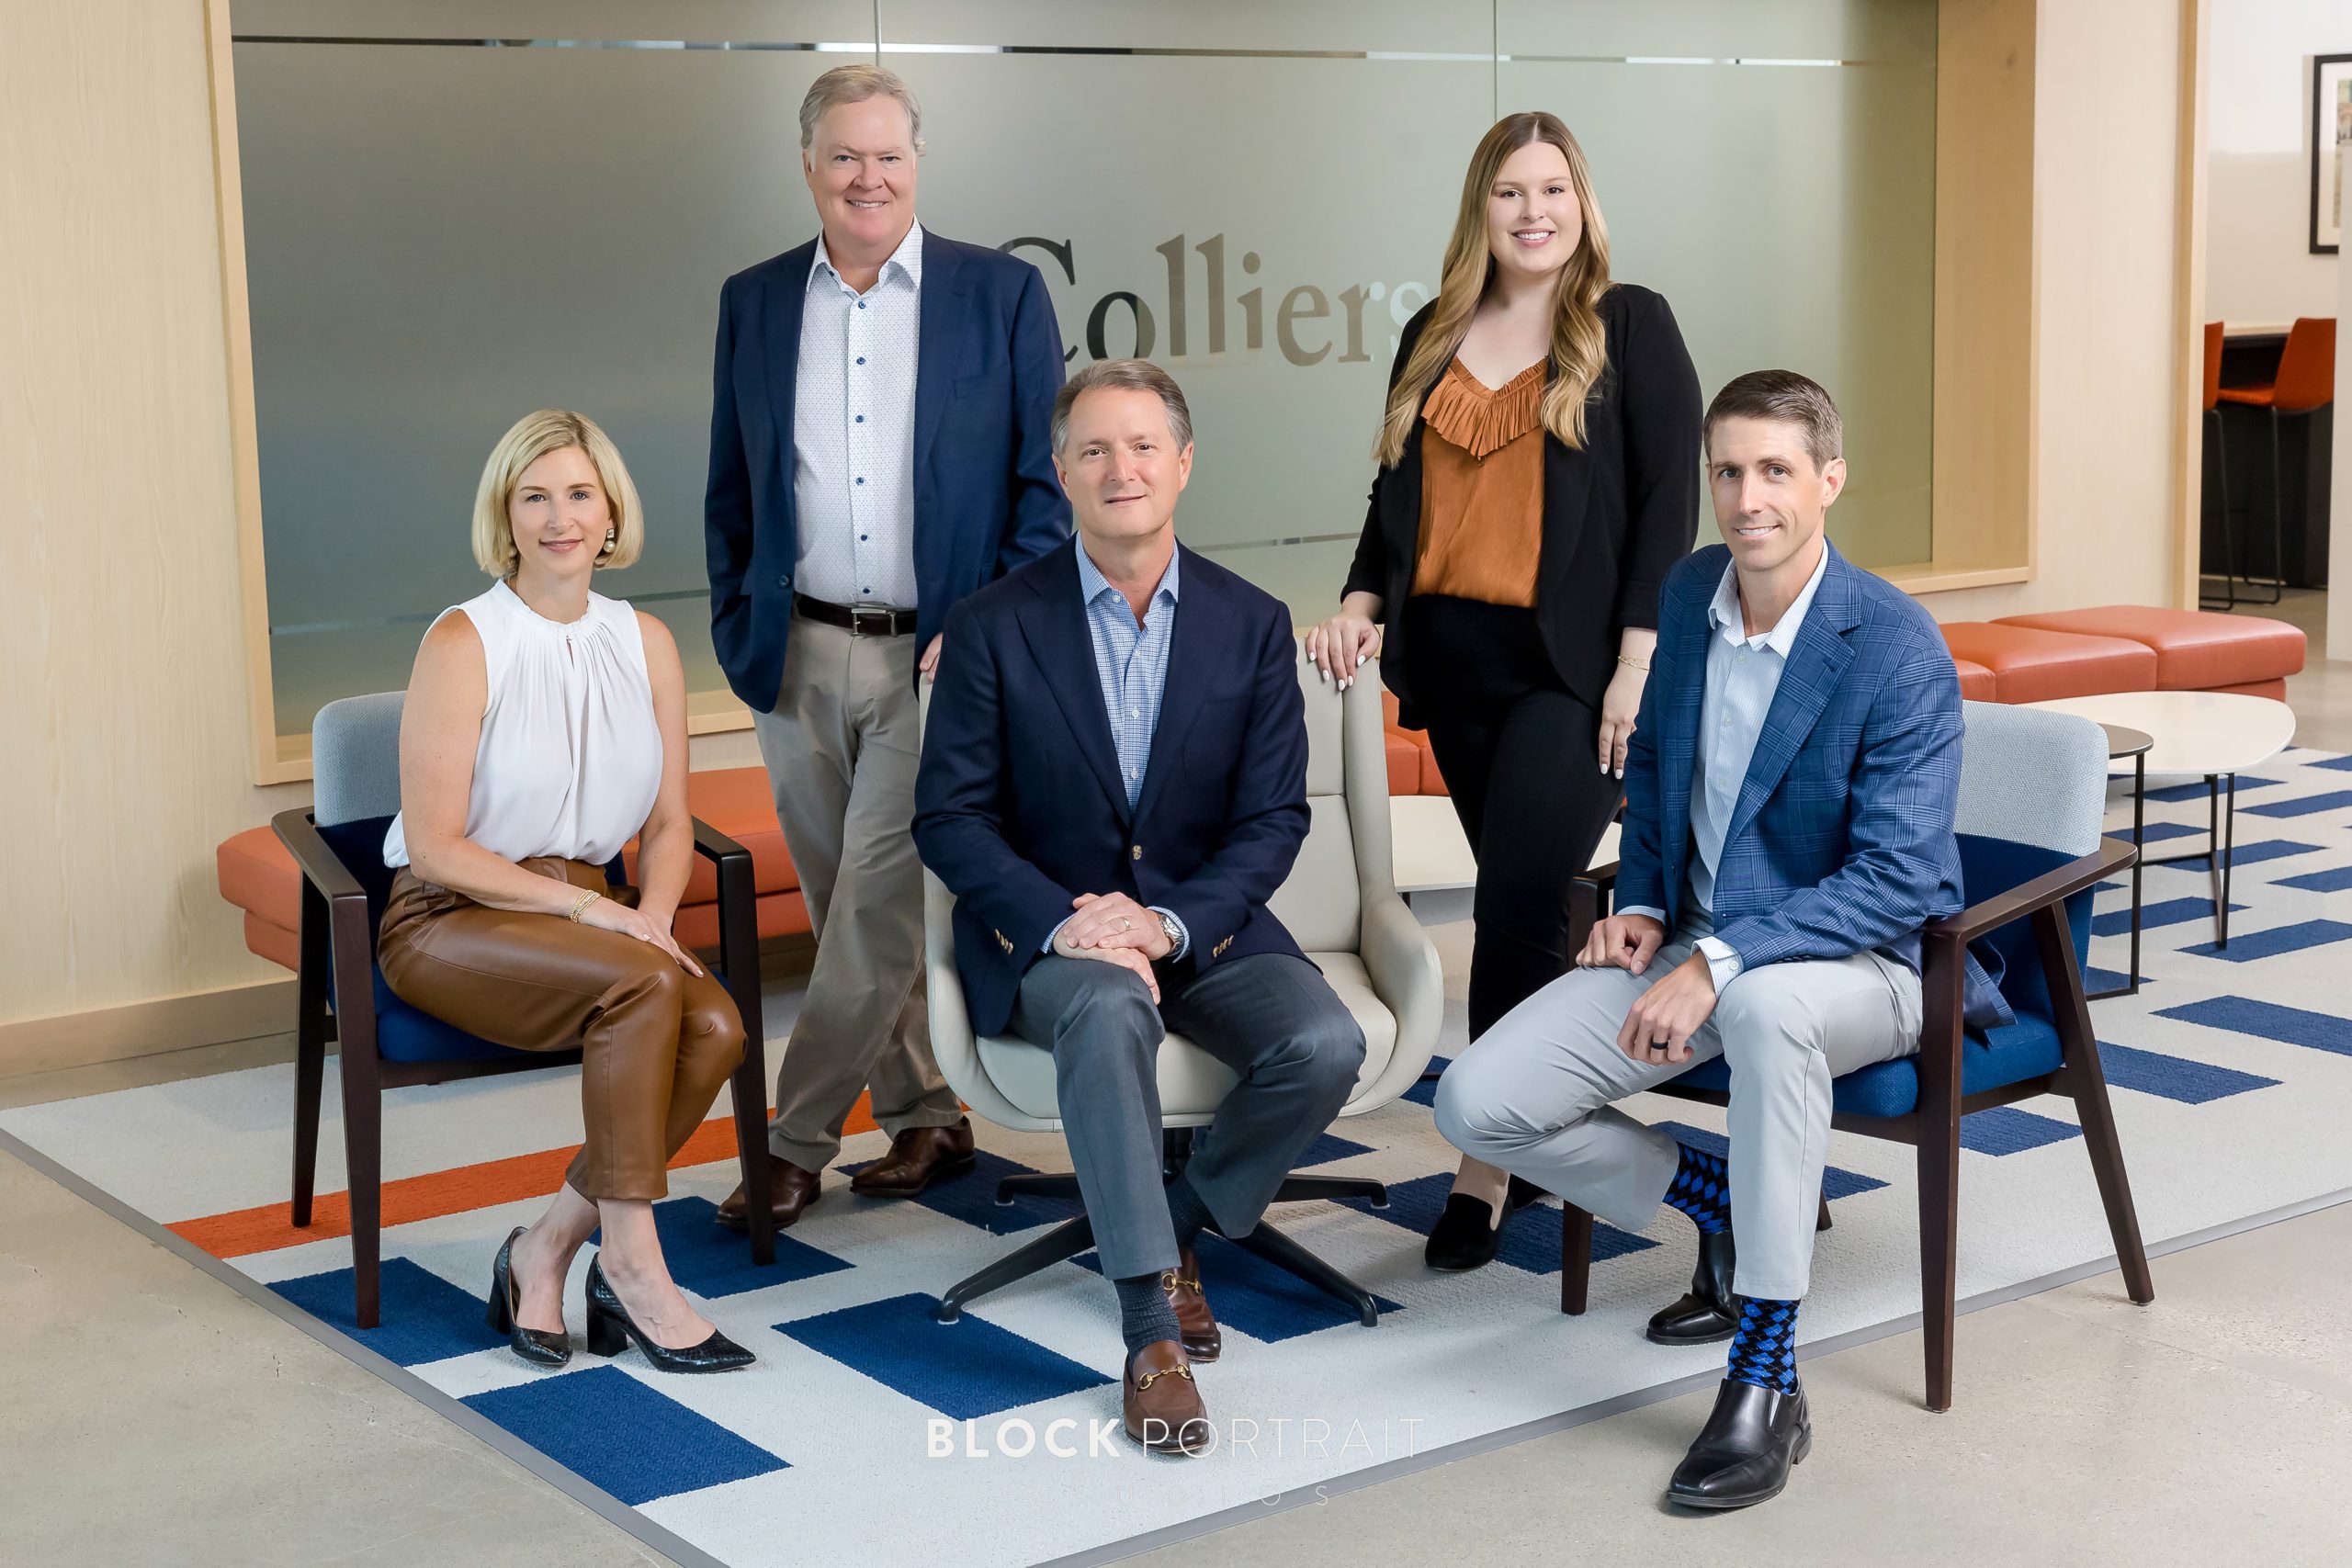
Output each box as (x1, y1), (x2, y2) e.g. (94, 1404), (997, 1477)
(273, 807), (368, 903)
(1922, 838), (2137, 945)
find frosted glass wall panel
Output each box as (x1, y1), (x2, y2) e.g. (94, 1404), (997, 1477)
(233, 2), (1936, 733)
(893, 4), (1495, 617)
(1498, 0), (1939, 568)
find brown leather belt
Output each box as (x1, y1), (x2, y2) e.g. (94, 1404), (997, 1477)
(793, 592), (917, 637)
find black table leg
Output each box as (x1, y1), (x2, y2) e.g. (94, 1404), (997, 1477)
(2091, 753), (2148, 1003)
(2219, 773), (2237, 948)
(2127, 752), (2145, 994)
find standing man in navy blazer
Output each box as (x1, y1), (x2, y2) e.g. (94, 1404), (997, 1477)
(1438, 371), (1997, 1510)
(705, 65), (1070, 1231)
(915, 360), (1366, 1455)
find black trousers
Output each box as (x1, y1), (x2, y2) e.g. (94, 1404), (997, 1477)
(1402, 595), (1625, 1040)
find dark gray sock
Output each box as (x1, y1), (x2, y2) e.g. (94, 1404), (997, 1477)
(1114, 1271), (1181, 1359)
(1164, 1174), (1217, 1249)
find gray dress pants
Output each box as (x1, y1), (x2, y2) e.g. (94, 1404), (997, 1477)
(1433, 912), (1921, 1301)
(1008, 951), (1366, 1280)
(752, 615), (964, 1171)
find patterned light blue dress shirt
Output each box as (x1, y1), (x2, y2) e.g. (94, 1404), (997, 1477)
(793, 222), (922, 608)
(1043, 543), (1190, 959)
(1622, 542), (1832, 992)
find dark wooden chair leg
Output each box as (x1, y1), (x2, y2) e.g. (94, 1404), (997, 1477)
(2037, 906), (2155, 1305)
(1816, 1193), (1833, 1233)
(1560, 1203), (1594, 1314)
(290, 884), (331, 1227)
(1916, 930), (1967, 1413)
(707, 825), (775, 1267)
(341, 1053), (383, 1330)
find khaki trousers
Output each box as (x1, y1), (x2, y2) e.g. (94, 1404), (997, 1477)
(377, 860), (746, 1201)
(752, 615), (961, 1172)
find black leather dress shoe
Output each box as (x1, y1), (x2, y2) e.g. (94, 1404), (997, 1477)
(582, 1258), (756, 1373)
(1666, 1378), (1811, 1510)
(1424, 1176), (1544, 1271)
(485, 1225), (571, 1369)
(1647, 1227), (1739, 1345)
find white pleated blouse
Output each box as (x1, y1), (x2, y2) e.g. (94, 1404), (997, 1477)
(383, 581), (663, 870)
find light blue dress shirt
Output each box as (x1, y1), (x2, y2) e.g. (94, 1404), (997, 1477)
(793, 222), (922, 608)
(1042, 543), (1190, 960)
(1622, 542), (1832, 992)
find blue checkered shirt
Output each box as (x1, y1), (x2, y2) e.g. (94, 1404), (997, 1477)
(1041, 544), (1189, 958)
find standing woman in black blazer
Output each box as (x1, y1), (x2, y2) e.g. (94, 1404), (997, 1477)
(1306, 111), (1701, 1270)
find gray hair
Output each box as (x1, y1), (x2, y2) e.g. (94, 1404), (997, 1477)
(1052, 359), (1194, 455)
(1704, 369), (1843, 470)
(797, 64), (925, 155)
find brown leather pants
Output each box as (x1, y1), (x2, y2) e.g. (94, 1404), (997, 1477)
(378, 859), (747, 1201)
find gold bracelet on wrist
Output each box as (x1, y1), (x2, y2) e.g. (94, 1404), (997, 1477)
(568, 889), (602, 922)
(1615, 656), (1650, 671)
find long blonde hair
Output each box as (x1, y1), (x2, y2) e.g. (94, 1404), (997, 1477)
(1375, 112), (1613, 468)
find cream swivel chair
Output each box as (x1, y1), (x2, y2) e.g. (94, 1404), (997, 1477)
(922, 645), (1445, 1325)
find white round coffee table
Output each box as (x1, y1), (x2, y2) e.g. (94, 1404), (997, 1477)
(2024, 691), (2297, 970)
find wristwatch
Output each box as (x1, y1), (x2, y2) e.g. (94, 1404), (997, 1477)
(1157, 910), (1185, 953)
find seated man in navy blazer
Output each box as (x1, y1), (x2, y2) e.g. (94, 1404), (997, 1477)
(1437, 370), (1999, 1510)
(914, 358), (1365, 1456)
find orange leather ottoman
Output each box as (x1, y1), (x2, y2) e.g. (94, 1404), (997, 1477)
(1939, 623), (2158, 703)
(635, 767), (811, 951)
(1381, 691), (1450, 796)
(1951, 657), (1996, 702)
(1992, 606), (2303, 701)
(218, 826), (301, 971)
(218, 766), (811, 974)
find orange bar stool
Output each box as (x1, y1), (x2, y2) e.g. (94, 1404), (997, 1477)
(2197, 321), (2237, 609)
(2214, 316), (2335, 606)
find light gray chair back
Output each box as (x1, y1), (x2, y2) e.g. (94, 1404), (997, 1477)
(312, 692), (406, 826)
(1954, 700), (2110, 857)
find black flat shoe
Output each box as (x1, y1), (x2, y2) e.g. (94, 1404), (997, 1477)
(1666, 1378), (1811, 1510)
(486, 1225), (571, 1368)
(1647, 1227), (1740, 1345)
(583, 1257), (756, 1373)
(1424, 1175), (1544, 1271)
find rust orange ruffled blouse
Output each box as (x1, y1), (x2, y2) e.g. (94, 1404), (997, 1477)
(1409, 357), (1545, 607)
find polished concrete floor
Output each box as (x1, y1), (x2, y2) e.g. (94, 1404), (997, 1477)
(6, 590), (2346, 1567)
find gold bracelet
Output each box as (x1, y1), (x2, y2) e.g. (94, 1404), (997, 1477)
(567, 889), (603, 922)
(1615, 656), (1650, 671)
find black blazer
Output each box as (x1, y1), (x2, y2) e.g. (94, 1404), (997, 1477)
(1342, 282), (1702, 724)
(913, 539), (1310, 1036)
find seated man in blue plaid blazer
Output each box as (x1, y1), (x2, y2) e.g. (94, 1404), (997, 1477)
(1435, 369), (1997, 1512)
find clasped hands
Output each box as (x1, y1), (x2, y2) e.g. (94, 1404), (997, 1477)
(1576, 912), (1716, 1066)
(1054, 891), (1171, 1002)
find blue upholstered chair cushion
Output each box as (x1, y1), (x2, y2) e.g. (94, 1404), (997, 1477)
(315, 815), (565, 1066)
(1668, 834), (2091, 1120)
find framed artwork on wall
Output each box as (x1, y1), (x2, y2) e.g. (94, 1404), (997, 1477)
(2312, 53), (2352, 254)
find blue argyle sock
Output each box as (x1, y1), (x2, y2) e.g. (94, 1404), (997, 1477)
(1662, 1142), (1731, 1235)
(1114, 1272), (1182, 1361)
(1726, 1297), (1801, 1394)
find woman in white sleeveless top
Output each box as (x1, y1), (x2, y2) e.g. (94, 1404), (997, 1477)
(379, 410), (753, 1372)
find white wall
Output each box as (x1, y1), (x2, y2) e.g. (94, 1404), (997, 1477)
(2207, 0), (2350, 324)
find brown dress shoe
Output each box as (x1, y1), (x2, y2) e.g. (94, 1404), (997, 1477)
(1162, 1245), (1221, 1362)
(1123, 1340), (1212, 1456)
(848, 1118), (977, 1198)
(716, 1159), (824, 1231)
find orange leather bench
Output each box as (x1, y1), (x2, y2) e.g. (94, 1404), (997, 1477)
(1382, 692), (1448, 796)
(217, 766), (811, 973)
(1990, 605), (2304, 701)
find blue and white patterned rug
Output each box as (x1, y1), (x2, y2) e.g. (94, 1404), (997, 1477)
(7, 745), (2352, 1566)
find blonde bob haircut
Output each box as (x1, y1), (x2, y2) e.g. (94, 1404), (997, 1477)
(469, 409), (645, 578)
(1375, 112), (1613, 468)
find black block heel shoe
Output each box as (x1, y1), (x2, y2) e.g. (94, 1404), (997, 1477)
(1424, 1175), (1544, 1271)
(486, 1226), (571, 1368)
(582, 1257), (756, 1373)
